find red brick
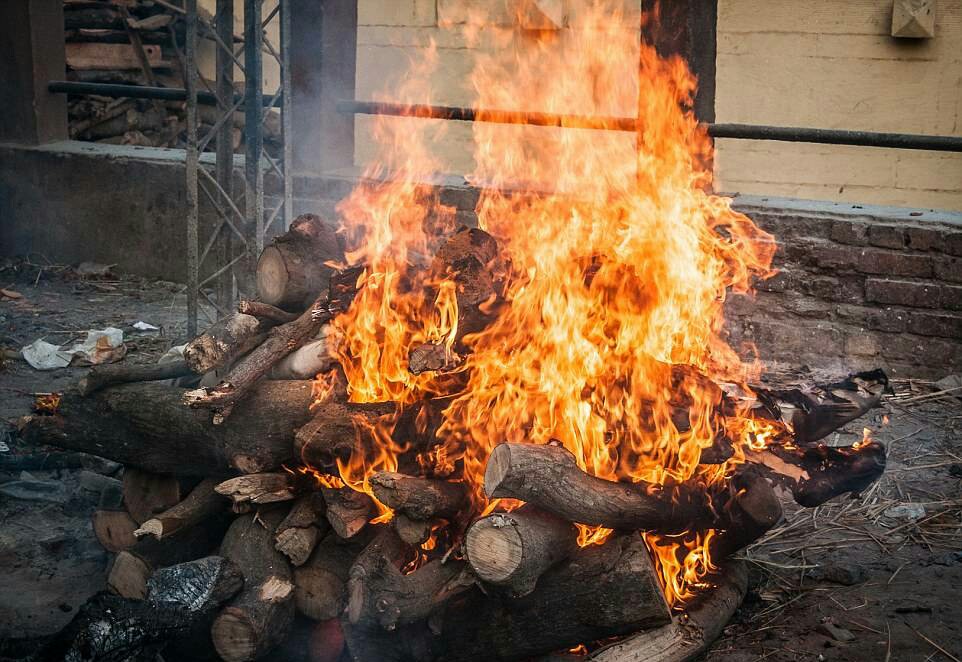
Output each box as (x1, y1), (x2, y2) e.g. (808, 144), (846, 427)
(754, 269), (793, 293)
(835, 304), (908, 333)
(812, 243), (858, 271)
(803, 275), (864, 304)
(905, 226), (941, 251)
(934, 257), (962, 283)
(945, 232), (962, 257)
(864, 278), (940, 308)
(943, 284), (962, 311)
(844, 332), (881, 357)
(830, 221), (868, 246)
(867, 225), (905, 249)
(856, 249), (932, 278)
(907, 312), (962, 338)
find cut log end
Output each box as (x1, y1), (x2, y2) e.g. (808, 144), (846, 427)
(212, 608), (262, 662)
(464, 518), (523, 584)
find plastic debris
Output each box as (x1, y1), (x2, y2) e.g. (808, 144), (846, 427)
(132, 321), (160, 332)
(884, 503), (926, 521)
(21, 327), (126, 370)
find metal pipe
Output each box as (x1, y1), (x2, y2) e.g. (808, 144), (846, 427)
(47, 81), (282, 107)
(336, 100), (962, 153)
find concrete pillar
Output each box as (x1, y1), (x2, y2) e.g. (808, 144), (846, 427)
(289, 0), (357, 175)
(0, 0), (68, 144)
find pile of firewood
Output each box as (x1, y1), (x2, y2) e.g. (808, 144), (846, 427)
(19, 213), (889, 662)
(64, 0), (282, 152)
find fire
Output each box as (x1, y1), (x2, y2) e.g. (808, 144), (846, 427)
(317, 1), (776, 606)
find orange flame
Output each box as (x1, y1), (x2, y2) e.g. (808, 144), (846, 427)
(319, 1), (777, 606)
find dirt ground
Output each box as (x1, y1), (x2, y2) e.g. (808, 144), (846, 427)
(0, 259), (960, 661)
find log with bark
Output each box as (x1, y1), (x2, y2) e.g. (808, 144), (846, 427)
(122, 468), (192, 524)
(464, 505), (577, 597)
(184, 291), (339, 422)
(182, 312), (270, 375)
(276, 493), (329, 566)
(78, 358), (194, 396)
(212, 509), (296, 662)
(321, 486), (374, 540)
(215, 472), (300, 510)
(345, 527), (469, 632)
(238, 299), (299, 324)
(294, 532), (371, 622)
(256, 213), (343, 311)
(369, 471), (467, 522)
(295, 399), (396, 468)
(587, 561), (748, 662)
(343, 533), (672, 662)
(484, 442), (712, 533)
(134, 478), (226, 540)
(18, 380), (316, 475)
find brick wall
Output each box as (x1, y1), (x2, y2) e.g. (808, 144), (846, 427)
(293, 175), (962, 379)
(723, 197), (962, 378)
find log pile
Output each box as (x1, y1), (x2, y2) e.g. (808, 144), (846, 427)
(18, 212), (889, 662)
(63, 0), (282, 152)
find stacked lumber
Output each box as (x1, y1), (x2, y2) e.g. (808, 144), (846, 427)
(62, 0), (282, 153)
(19, 212), (888, 662)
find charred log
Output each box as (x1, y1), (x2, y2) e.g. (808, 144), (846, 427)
(294, 399), (396, 469)
(322, 487), (374, 540)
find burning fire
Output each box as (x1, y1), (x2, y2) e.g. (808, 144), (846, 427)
(314, 2), (777, 605)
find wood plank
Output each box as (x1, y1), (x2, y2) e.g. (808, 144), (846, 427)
(65, 42), (169, 70)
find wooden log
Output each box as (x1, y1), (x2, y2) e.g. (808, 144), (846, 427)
(346, 527), (468, 632)
(216, 473), (299, 509)
(393, 514), (432, 545)
(212, 510), (296, 662)
(92, 508), (139, 552)
(122, 467), (189, 524)
(276, 493), (329, 567)
(484, 442), (711, 533)
(344, 533), (672, 662)
(36, 556), (243, 662)
(78, 358), (193, 396)
(369, 472), (466, 521)
(294, 532), (370, 622)
(239, 299), (300, 324)
(134, 478), (226, 540)
(746, 441), (886, 508)
(18, 380), (316, 476)
(464, 506), (577, 597)
(257, 213), (343, 311)
(183, 312), (269, 375)
(107, 550), (151, 599)
(184, 293), (337, 422)
(707, 468), (782, 561)
(587, 561), (748, 662)
(322, 487), (374, 540)
(269, 336), (336, 380)
(124, 513), (231, 571)
(295, 399), (396, 468)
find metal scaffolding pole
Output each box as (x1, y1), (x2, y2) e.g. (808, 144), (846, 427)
(177, 0), (292, 334)
(184, 0), (199, 337)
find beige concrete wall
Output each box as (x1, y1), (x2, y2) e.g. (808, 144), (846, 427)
(196, 0), (281, 91)
(354, 0), (962, 211)
(714, 0), (962, 211)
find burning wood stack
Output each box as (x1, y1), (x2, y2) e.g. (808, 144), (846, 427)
(20, 213), (889, 662)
